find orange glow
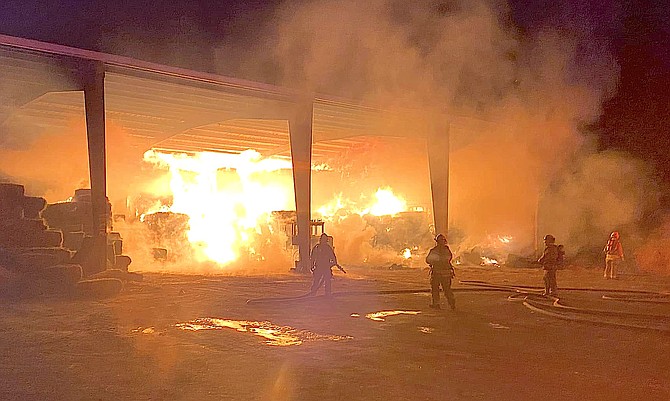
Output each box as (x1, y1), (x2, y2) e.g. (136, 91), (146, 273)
(316, 187), (408, 218)
(175, 318), (352, 346)
(365, 310), (421, 321)
(139, 150), (412, 267)
(481, 257), (500, 266)
(142, 149), (295, 265)
(498, 235), (513, 244)
(368, 188), (407, 216)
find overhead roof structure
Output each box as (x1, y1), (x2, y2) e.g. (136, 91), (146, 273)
(0, 34), (436, 162)
(0, 33), (460, 273)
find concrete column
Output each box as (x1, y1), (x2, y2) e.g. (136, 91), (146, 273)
(427, 122), (450, 237)
(80, 60), (108, 273)
(288, 99), (314, 273)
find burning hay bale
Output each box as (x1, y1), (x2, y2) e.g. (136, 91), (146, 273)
(142, 211), (191, 261)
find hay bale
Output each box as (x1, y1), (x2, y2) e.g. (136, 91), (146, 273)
(40, 264), (83, 289)
(73, 188), (91, 203)
(0, 204), (23, 220)
(40, 230), (64, 248)
(5, 230), (65, 248)
(0, 183), (24, 202)
(75, 278), (123, 298)
(88, 268), (142, 282)
(113, 255), (132, 271)
(62, 231), (86, 251)
(22, 196), (47, 218)
(41, 202), (79, 230)
(152, 247), (168, 261)
(17, 218), (47, 232)
(108, 232), (123, 255)
(9, 248), (73, 273)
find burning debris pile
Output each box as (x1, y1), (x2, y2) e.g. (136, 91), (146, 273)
(0, 183), (137, 299)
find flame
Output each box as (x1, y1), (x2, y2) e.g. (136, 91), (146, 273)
(368, 188), (407, 216)
(480, 257), (499, 266)
(498, 235), (513, 244)
(402, 248), (412, 259)
(139, 149), (411, 267)
(316, 187), (408, 218)
(142, 149), (294, 265)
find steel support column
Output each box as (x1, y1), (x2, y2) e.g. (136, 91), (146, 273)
(427, 122), (450, 237)
(81, 60), (108, 273)
(288, 100), (314, 273)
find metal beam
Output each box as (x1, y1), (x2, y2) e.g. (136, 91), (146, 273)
(427, 121), (450, 237)
(80, 60), (108, 274)
(288, 99), (314, 273)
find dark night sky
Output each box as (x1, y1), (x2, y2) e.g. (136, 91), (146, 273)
(1, 0), (669, 183)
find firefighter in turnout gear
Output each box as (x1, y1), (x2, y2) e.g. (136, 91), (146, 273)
(309, 233), (341, 296)
(538, 234), (560, 295)
(603, 231), (624, 279)
(425, 234), (456, 310)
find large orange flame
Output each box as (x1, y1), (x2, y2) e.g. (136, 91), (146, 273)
(142, 149), (295, 265)
(140, 150), (410, 266)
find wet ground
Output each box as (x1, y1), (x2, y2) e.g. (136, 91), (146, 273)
(1, 265), (670, 400)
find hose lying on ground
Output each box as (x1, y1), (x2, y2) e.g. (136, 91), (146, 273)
(247, 279), (670, 332)
(461, 280), (670, 332)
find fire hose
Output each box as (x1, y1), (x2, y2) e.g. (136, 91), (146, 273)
(247, 279), (670, 332)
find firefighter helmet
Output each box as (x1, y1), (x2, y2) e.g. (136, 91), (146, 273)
(610, 231), (619, 239)
(543, 234), (556, 243)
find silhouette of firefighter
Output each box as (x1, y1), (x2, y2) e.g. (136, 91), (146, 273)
(603, 231), (624, 279)
(538, 234), (563, 295)
(309, 233), (344, 296)
(425, 233), (456, 310)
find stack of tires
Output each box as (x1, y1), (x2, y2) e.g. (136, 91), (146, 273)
(0, 183), (123, 299)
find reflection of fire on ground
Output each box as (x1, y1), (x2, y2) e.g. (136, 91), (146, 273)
(175, 318), (353, 346)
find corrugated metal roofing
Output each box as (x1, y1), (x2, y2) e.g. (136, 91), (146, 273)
(0, 35), (437, 162)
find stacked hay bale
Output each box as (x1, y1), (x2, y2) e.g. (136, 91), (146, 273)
(42, 188), (133, 274)
(0, 183), (125, 298)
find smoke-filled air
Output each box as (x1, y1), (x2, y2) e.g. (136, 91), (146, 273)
(1, 0), (667, 274)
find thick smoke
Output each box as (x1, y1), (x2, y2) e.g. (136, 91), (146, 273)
(3, 1), (666, 273)
(214, 0), (662, 267)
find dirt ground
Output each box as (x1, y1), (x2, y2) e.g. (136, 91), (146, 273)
(1, 264), (670, 401)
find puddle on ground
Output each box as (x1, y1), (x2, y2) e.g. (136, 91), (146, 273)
(175, 318), (352, 346)
(488, 322), (510, 330)
(418, 326), (434, 334)
(131, 327), (156, 334)
(365, 310), (421, 321)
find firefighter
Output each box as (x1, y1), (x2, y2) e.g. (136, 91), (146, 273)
(309, 233), (339, 296)
(603, 231), (624, 279)
(425, 233), (456, 310)
(538, 234), (560, 295)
